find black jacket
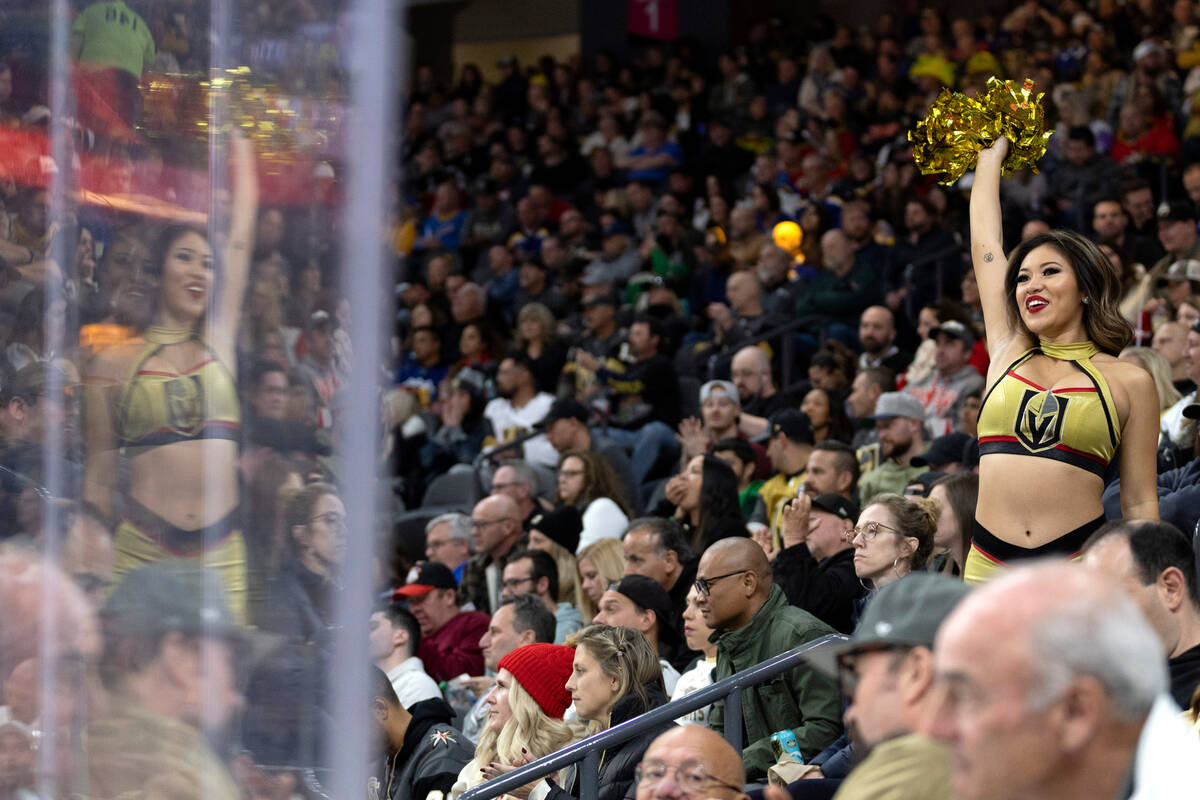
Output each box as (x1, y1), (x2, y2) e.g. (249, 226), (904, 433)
(772, 545), (866, 634)
(260, 559), (338, 646)
(548, 684), (675, 800)
(373, 698), (474, 800)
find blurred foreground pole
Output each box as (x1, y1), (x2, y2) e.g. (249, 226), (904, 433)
(330, 0), (397, 796)
(37, 0), (73, 793)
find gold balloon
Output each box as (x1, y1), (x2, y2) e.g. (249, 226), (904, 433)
(908, 76), (1053, 186)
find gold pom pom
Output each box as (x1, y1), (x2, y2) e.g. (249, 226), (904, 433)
(908, 77), (1053, 186)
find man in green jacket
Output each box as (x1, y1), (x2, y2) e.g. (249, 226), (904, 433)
(697, 537), (843, 779)
(794, 229), (881, 336)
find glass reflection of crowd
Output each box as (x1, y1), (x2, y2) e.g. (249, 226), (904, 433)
(4, 0), (1200, 798)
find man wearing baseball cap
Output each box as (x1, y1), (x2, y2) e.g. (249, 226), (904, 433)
(801, 574), (970, 799)
(593, 575), (683, 693)
(397, 562), (490, 683)
(753, 409), (814, 545)
(858, 392), (928, 503)
(87, 560), (259, 800)
(903, 320), (984, 438)
(772, 493), (866, 634)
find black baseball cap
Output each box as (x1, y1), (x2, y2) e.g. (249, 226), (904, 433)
(610, 575), (679, 644)
(1158, 200), (1197, 223)
(810, 493), (859, 521)
(929, 320), (975, 349)
(394, 561), (457, 597)
(530, 506), (584, 554)
(582, 291), (620, 308)
(911, 432), (974, 468)
(541, 397), (590, 428)
(767, 409), (814, 445)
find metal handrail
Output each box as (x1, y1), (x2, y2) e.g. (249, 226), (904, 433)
(707, 314), (827, 387)
(459, 633), (849, 800)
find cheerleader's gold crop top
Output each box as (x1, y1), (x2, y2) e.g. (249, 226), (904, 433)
(114, 330), (241, 450)
(976, 340), (1119, 478)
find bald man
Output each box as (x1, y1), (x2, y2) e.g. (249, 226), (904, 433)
(709, 271), (784, 354)
(730, 346), (795, 439)
(697, 538), (841, 780)
(930, 563), (1196, 800)
(795, 229), (881, 341)
(459, 494), (528, 614)
(635, 726), (746, 800)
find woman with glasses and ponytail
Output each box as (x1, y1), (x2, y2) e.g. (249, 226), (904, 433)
(847, 493), (938, 591)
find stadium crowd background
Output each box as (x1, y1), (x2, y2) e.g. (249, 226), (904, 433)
(1, 0), (1200, 798)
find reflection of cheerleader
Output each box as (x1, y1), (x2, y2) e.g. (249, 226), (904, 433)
(83, 134), (257, 618)
(965, 136), (1158, 584)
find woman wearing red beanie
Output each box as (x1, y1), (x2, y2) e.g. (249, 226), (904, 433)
(450, 643), (584, 800)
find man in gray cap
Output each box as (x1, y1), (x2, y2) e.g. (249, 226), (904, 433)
(798, 573), (970, 799)
(87, 560), (262, 800)
(857, 392), (928, 503)
(864, 393), (926, 503)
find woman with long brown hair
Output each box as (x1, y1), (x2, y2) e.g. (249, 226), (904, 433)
(966, 136), (1158, 583)
(555, 450), (632, 552)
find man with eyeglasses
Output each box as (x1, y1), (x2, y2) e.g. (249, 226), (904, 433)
(500, 549), (582, 644)
(488, 461), (550, 531)
(459, 494), (527, 614)
(697, 537), (841, 781)
(423, 513), (472, 584)
(396, 561), (489, 683)
(634, 726), (747, 800)
(796, 573), (969, 800)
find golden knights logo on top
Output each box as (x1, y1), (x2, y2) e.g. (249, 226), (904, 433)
(1015, 388), (1068, 452)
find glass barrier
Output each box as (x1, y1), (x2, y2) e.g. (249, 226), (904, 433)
(0, 1), (393, 797)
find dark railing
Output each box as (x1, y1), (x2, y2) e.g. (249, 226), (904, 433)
(459, 633), (849, 800)
(707, 315), (821, 388)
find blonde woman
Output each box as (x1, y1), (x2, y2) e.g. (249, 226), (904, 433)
(549, 626), (673, 800)
(451, 642), (580, 800)
(1119, 346), (1181, 414)
(451, 643), (582, 800)
(575, 538), (624, 621)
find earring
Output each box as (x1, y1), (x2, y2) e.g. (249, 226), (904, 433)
(1082, 297), (1090, 305)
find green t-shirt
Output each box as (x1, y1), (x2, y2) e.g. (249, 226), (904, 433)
(72, 1), (155, 77)
(738, 480), (764, 519)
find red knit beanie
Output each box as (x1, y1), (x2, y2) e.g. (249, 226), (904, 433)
(497, 643), (575, 720)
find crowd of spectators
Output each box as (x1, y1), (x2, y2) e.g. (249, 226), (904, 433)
(4, 0), (1200, 798)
